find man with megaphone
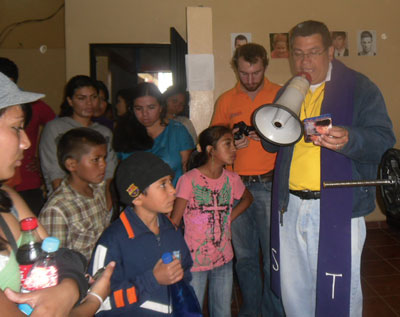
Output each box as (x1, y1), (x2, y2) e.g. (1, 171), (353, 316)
(211, 43), (285, 316)
(261, 20), (395, 317)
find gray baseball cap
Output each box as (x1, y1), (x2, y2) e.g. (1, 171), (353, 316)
(0, 72), (45, 110)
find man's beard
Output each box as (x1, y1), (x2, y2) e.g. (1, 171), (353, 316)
(240, 79), (263, 92)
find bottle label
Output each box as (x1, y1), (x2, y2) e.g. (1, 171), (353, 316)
(23, 266), (58, 291)
(19, 264), (33, 285)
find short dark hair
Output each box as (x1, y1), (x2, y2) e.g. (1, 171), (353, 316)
(360, 30), (373, 39)
(57, 127), (106, 173)
(234, 34), (248, 45)
(60, 75), (98, 117)
(290, 20), (332, 49)
(96, 80), (109, 101)
(0, 58), (19, 83)
(116, 88), (134, 113)
(232, 43), (269, 69)
(163, 85), (190, 105)
(331, 31), (346, 40)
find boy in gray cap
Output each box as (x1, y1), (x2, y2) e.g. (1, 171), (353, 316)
(89, 152), (193, 316)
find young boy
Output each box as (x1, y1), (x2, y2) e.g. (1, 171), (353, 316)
(89, 152), (193, 316)
(39, 127), (111, 262)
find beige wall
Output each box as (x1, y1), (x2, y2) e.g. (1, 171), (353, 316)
(0, 0), (66, 112)
(0, 1), (65, 49)
(65, 0), (190, 78)
(0, 49), (66, 110)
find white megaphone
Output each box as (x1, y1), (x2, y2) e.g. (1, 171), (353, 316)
(253, 73), (311, 145)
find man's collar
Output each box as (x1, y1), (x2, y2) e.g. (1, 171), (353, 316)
(335, 48), (346, 56)
(310, 62), (332, 92)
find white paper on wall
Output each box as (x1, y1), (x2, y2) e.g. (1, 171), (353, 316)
(185, 54), (214, 91)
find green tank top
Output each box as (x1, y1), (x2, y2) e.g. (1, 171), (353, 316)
(0, 239), (21, 292)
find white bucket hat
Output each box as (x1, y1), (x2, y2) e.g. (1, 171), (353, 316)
(0, 72), (45, 110)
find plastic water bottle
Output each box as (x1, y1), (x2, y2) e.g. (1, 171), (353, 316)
(16, 217), (42, 285)
(162, 252), (202, 316)
(19, 237), (60, 316)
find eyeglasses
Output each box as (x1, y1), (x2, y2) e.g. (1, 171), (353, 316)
(292, 48), (327, 60)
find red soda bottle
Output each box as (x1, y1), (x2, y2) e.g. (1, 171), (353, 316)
(16, 217), (42, 285)
(19, 237), (60, 315)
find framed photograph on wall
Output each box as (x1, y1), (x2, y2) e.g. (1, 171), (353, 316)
(269, 33), (289, 58)
(331, 31), (349, 57)
(231, 33), (251, 53)
(357, 30), (377, 56)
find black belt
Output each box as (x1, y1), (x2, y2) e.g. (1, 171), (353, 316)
(290, 190), (321, 200)
(240, 171), (273, 183)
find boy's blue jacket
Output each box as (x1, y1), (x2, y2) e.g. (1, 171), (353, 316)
(89, 206), (193, 316)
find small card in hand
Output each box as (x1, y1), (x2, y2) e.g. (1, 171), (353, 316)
(303, 114), (332, 143)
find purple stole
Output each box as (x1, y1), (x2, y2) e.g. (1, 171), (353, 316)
(271, 60), (356, 317)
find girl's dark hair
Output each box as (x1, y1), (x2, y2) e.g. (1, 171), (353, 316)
(59, 75), (98, 117)
(113, 83), (165, 153)
(132, 83), (166, 123)
(163, 85), (190, 117)
(163, 85), (190, 106)
(113, 112), (153, 152)
(96, 80), (109, 101)
(22, 103), (32, 128)
(0, 189), (13, 252)
(0, 189), (12, 214)
(188, 126), (232, 170)
(0, 104), (31, 127)
(115, 88), (134, 114)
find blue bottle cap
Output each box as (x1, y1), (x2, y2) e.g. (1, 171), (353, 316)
(161, 252), (173, 264)
(18, 303), (33, 315)
(41, 237), (60, 253)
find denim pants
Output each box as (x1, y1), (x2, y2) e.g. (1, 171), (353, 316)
(231, 180), (284, 316)
(280, 194), (366, 317)
(190, 261), (233, 317)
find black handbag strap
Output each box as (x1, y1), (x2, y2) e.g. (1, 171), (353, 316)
(0, 213), (18, 254)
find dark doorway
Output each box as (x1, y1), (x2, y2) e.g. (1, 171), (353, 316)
(89, 28), (187, 111)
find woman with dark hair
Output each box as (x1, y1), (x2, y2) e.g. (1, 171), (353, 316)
(115, 88), (133, 118)
(163, 85), (197, 143)
(92, 80), (114, 130)
(0, 72), (115, 316)
(113, 82), (194, 185)
(39, 75), (117, 200)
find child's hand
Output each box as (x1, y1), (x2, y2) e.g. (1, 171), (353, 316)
(89, 261), (116, 301)
(153, 257), (184, 285)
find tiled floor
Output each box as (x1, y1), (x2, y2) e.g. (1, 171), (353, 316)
(362, 221), (400, 316)
(203, 221), (400, 316)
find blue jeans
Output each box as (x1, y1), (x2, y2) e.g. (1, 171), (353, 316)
(280, 194), (366, 317)
(190, 261), (233, 317)
(231, 180), (284, 316)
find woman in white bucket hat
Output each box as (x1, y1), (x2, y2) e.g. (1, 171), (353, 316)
(0, 72), (114, 316)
